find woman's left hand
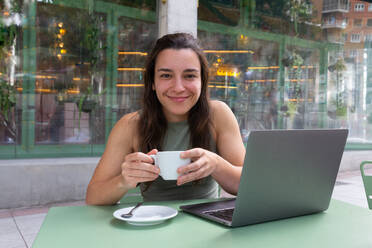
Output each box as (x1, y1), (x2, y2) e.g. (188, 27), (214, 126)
(176, 148), (219, 186)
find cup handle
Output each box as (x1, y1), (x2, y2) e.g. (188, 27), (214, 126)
(150, 155), (162, 177)
(150, 154), (157, 165)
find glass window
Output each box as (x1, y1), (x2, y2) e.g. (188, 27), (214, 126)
(198, 0), (372, 145)
(0, 0), (158, 157)
(326, 16), (336, 24)
(366, 34), (372, 41)
(116, 17), (157, 117)
(35, 3), (108, 144)
(198, 31), (281, 135)
(354, 3), (365, 12)
(367, 19), (372, 27)
(3, 0), (372, 158)
(0, 2), (23, 146)
(351, 34), (361, 43)
(198, 0), (240, 26)
(349, 50), (357, 57)
(354, 19), (362, 27)
(343, 33), (348, 42)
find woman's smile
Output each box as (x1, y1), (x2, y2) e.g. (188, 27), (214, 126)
(167, 95), (190, 103)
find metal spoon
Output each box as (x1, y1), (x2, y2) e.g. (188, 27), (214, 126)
(121, 202), (143, 218)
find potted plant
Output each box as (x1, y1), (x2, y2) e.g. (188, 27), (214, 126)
(0, 80), (16, 139)
(75, 85), (106, 133)
(0, 2), (21, 141)
(328, 58), (347, 114)
(328, 58), (346, 73)
(328, 96), (347, 120)
(282, 50), (304, 69)
(53, 79), (74, 104)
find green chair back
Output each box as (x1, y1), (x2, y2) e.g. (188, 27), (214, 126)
(119, 187), (143, 204)
(360, 161), (372, 209)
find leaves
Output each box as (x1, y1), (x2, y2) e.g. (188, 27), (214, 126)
(76, 85), (106, 131)
(0, 24), (17, 59)
(79, 14), (102, 68)
(0, 80), (16, 121)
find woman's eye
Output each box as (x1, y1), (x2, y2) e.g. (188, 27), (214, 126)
(185, 74), (197, 79)
(160, 74), (171, 79)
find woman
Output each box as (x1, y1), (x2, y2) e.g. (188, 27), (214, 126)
(86, 33), (245, 205)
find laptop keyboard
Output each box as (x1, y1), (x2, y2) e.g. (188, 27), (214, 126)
(203, 208), (235, 222)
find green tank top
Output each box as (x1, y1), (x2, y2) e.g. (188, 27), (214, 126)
(140, 121), (219, 201)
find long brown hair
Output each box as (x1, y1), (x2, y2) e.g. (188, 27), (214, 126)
(139, 33), (211, 152)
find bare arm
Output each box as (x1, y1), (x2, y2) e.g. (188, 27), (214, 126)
(178, 100), (245, 195)
(210, 101), (245, 194)
(85, 112), (159, 205)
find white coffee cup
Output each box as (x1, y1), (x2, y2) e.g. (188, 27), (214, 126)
(150, 151), (191, 180)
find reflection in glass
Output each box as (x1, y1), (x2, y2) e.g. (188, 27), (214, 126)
(282, 46), (319, 130)
(0, 0), (22, 146)
(35, 3), (107, 144)
(116, 17), (156, 117)
(199, 31), (280, 139)
(199, 0), (372, 144)
(2, 0), (372, 158)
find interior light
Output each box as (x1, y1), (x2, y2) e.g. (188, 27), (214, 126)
(204, 50), (254, 54)
(117, 68), (145, 71)
(67, 89), (80, 94)
(118, 51), (148, 56)
(116, 83), (144, 87)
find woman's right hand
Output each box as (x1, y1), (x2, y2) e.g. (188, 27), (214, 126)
(120, 149), (160, 189)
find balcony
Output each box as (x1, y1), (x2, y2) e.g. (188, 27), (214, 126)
(322, 0), (350, 13)
(322, 21), (347, 29)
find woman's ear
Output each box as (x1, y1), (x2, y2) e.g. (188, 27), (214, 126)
(152, 83), (155, 91)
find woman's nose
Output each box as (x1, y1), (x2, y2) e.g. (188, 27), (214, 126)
(172, 76), (185, 91)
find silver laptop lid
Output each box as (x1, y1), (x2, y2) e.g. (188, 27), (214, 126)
(231, 129), (348, 227)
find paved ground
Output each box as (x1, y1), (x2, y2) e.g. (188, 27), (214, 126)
(0, 168), (370, 248)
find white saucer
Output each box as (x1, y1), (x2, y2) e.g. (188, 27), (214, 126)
(113, 205), (178, 226)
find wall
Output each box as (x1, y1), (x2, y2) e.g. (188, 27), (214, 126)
(0, 158), (98, 209)
(0, 151), (370, 209)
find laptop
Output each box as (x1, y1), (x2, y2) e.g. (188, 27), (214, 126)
(180, 129), (348, 227)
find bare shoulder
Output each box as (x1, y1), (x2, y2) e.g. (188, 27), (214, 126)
(115, 111), (140, 130)
(209, 100), (239, 134)
(209, 100), (235, 122)
(108, 111), (140, 150)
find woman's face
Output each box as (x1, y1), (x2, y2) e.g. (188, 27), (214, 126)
(153, 48), (202, 122)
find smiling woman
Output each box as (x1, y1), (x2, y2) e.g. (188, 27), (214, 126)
(153, 48), (202, 122)
(85, 33), (246, 205)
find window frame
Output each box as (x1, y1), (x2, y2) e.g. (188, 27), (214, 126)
(350, 33), (361, 43)
(354, 19), (362, 27)
(354, 3), (365, 12)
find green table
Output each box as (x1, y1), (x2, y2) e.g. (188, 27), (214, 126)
(33, 199), (372, 248)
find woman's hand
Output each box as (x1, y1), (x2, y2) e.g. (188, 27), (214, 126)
(120, 149), (160, 189)
(176, 148), (220, 186)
